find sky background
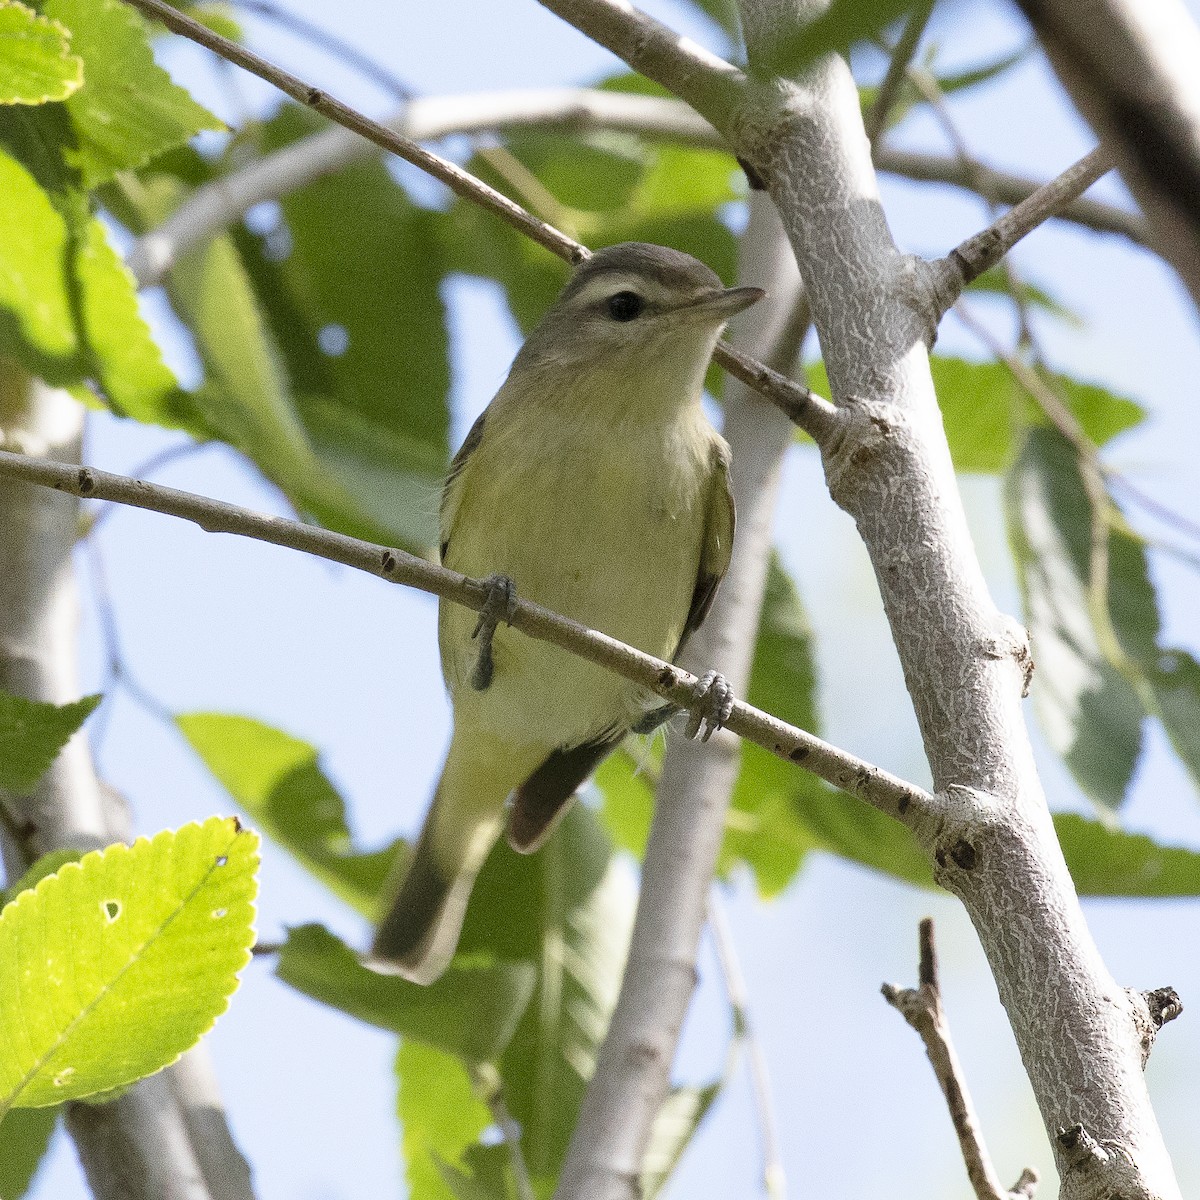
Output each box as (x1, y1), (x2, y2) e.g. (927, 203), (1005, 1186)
(21, 0), (1200, 1196)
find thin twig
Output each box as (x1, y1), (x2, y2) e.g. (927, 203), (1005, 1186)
(0, 450), (932, 823)
(120, 0), (829, 437)
(708, 892), (786, 1200)
(865, 0), (936, 148)
(935, 147), (1114, 304)
(227, 0), (415, 101)
(473, 1066), (536, 1200)
(882, 919), (1039, 1200)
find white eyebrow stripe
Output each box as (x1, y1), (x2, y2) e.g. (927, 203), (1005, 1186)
(566, 273), (677, 308)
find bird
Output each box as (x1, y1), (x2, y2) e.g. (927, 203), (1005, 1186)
(369, 242), (762, 983)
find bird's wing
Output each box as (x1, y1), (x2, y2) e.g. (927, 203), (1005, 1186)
(440, 410), (487, 562)
(674, 439), (735, 661)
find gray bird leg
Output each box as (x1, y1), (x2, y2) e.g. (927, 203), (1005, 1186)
(471, 574), (517, 691)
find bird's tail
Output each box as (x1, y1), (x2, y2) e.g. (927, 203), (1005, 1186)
(368, 730), (512, 984)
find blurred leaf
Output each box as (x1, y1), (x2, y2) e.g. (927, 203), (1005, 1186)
(40, 0), (222, 187)
(460, 804), (634, 1182)
(1056, 813), (1200, 896)
(723, 555), (822, 894)
(595, 746), (656, 859)
(679, 0), (739, 39)
(176, 712), (399, 919)
(0, 819), (257, 1112)
(1, 849), (83, 906)
(183, 1), (242, 42)
(0, 1105), (57, 1199)
(1006, 428), (1145, 809)
(0, 148), (181, 418)
(276, 924), (535, 1064)
(763, 0), (917, 79)
(936, 43), (1031, 93)
(643, 1083), (721, 1198)
(803, 357), (1144, 474)
(396, 1041), (492, 1200)
(1149, 649), (1200, 795)
(795, 790), (934, 888)
(0, 690), (99, 794)
(502, 130), (645, 212)
(966, 266), (1081, 326)
(0, 1), (81, 104)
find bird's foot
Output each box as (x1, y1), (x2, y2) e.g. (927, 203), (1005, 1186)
(684, 670), (734, 742)
(470, 574), (517, 691)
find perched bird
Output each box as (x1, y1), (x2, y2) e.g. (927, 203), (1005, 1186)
(370, 242), (762, 983)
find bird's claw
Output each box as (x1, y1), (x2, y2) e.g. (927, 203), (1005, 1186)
(471, 574), (517, 691)
(684, 670), (734, 742)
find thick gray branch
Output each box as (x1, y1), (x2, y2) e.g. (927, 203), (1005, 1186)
(0, 378), (255, 1200)
(1014, 0), (1200, 310)
(727, 2), (1181, 1195)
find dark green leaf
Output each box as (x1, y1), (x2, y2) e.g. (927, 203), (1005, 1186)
(0, 1105), (57, 1199)
(0, 690), (99, 794)
(176, 713), (399, 919)
(723, 554), (822, 895)
(1056, 812), (1200, 896)
(395, 1040), (491, 1200)
(1149, 649), (1200, 794)
(0, 1), (82, 105)
(40, 0), (222, 187)
(1006, 428), (1145, 809)
(463, 804), (634, 1181)
(276, 924), (535, 1064)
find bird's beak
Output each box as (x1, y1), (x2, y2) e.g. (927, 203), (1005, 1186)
(681, 286), (766, 321)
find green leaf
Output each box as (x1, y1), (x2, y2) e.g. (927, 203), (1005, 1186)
(678, 0), (739, 39)
(176, 713), (399, 919)
(2, 849), (83, 906)
(276, 924), (535, 1065)
(41, 0), (222, 188)
(1149, 649), (1200, 794)
(0, 818), (258, 1112)
(1006, 429), (1145, 810)
(0, 1), (81, 104)
(1056, 813), (1200, 897)
(465, 804), (634, 1181)
(0, 690), (99, 794)
(804, 357), (1144, 474)
(723, 555), (822, 895)
(0, 1105), (57, 1199)
(966, 266), (1081, 327)
(0, 148), (181, 417)
(396, 1041), (491, 1200)
(763, 0), (918, 80)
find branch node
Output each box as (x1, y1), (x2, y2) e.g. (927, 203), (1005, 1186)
(1056, 1123), (1108, 1169)
(1008, 1166), (1040, 1198)
(1145, 986), (1183, 1031)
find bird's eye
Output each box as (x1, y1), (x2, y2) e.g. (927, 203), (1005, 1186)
(607, 291), (644, 322)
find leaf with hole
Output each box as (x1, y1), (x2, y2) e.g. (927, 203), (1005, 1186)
(0, 818), (257, 1113)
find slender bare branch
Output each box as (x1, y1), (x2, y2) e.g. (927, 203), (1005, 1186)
(883, 919), (1040, 1200)
(122, 0), (584, 265)
(0, 447), (930, 822)
(929, 147), (1115, 310)
(865, 0), (936, 148)
(876, 147), (1146, 243)
(709, 890), (786, 1200)
(1012, 0), (1200, 310)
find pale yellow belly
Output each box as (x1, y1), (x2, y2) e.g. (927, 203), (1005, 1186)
(439, 414), (712, 754)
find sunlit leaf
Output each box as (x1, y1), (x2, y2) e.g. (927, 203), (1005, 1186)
(0, 1), (81, 105)
(0, 818), (258, 1111)
(41, 0), (222, 187)
(176, 712), (399, 919)
(276, 923), (535, 1064)
(0, 690), (99, 795)
(1056, 813), (1200, 896)
(396, 1041), (491, 1200)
